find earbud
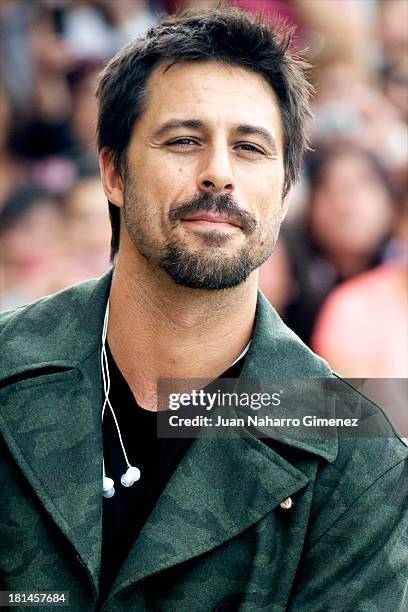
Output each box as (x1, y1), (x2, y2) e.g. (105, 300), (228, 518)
(102, 466), (140, 498)
(103, 476), (115, 498)
(121, 466), (141, 487)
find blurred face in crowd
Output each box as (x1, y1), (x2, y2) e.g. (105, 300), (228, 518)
(29, 11), (76, 76)
(102, 61), (286, 289)
(1, 198), (63, 271)
(65, 177), (111, 257)
(310, 152), (394, 257)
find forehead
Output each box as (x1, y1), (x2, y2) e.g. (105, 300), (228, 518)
(321, 154), (380, 182)
(138, 60), (283, 144)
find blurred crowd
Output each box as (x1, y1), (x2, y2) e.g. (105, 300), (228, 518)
(1, 0), (407, 379)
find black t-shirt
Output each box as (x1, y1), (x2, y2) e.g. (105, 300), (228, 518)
(98, 344), (246, 603)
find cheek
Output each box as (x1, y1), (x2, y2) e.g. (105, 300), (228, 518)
(249, 164), (285, 210)
(148, 159), (193, 199)
(252, 182), (284, 223)
(365, 192), (393, 227)
(311, 195), (331, 227)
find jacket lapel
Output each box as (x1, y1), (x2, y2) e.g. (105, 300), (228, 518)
(108, 431), (309, 599)
(0, 349), (103, 592)
(0, 274), (113, 593)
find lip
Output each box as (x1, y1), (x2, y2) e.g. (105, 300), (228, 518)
(181, 214), (242, 228)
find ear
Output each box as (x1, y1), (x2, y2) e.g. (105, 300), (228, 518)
(99, 149), (124, 208)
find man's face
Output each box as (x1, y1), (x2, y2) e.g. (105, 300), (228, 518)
(118, 61), (286, 289)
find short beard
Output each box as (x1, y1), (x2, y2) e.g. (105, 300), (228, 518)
(123, 178), (281, 290)
(161, 240), (255, 290)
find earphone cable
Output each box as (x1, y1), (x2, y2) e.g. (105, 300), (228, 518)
(101, 301), (132, 469)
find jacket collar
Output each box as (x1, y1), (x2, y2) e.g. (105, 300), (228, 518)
(236, 289), (338, 463)
(0, 272), (112, 381)
(0, 271), (337, 599)
(0, 270), (337, 463)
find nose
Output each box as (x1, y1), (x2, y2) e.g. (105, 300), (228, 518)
(197, 145), (235, 194)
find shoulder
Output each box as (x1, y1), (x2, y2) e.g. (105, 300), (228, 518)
(250, 290), (332, 378)
(316, 264), (399, 322)
(309, 377), (407, 546)
(0, 276), (98, 332)
(0, 273), (112, 381)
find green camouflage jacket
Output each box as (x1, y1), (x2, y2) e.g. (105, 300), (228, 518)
(1, 273), (407, 611)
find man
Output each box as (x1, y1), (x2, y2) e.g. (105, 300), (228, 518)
(0, 6), (407, 612)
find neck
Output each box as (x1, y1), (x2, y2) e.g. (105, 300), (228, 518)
(329, 251), (371, 279)
(107, 251), (257, 410)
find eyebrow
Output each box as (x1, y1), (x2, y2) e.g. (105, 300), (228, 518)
(151, 119), (206, 140)
(151, 119), (278, 153)
(235, 124), (277, 154)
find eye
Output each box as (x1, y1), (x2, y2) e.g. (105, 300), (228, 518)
(166, 138), (200, 148)
(235, 143), (266, 156)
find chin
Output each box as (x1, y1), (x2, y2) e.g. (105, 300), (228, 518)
(160, 243), (257, 290)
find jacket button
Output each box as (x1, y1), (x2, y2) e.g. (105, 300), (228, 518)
(280, 496), (293, 510)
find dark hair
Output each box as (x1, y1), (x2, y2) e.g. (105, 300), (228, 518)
(96, 5), (313, 259)
(305, 141), (398, 204)
(0, 187), (61, 233)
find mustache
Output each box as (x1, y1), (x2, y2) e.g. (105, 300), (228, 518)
(169, 192), (257, 234)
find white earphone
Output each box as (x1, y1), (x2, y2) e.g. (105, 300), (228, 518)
(101, 301), (141, 498)
(100, 300), (251, 499)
